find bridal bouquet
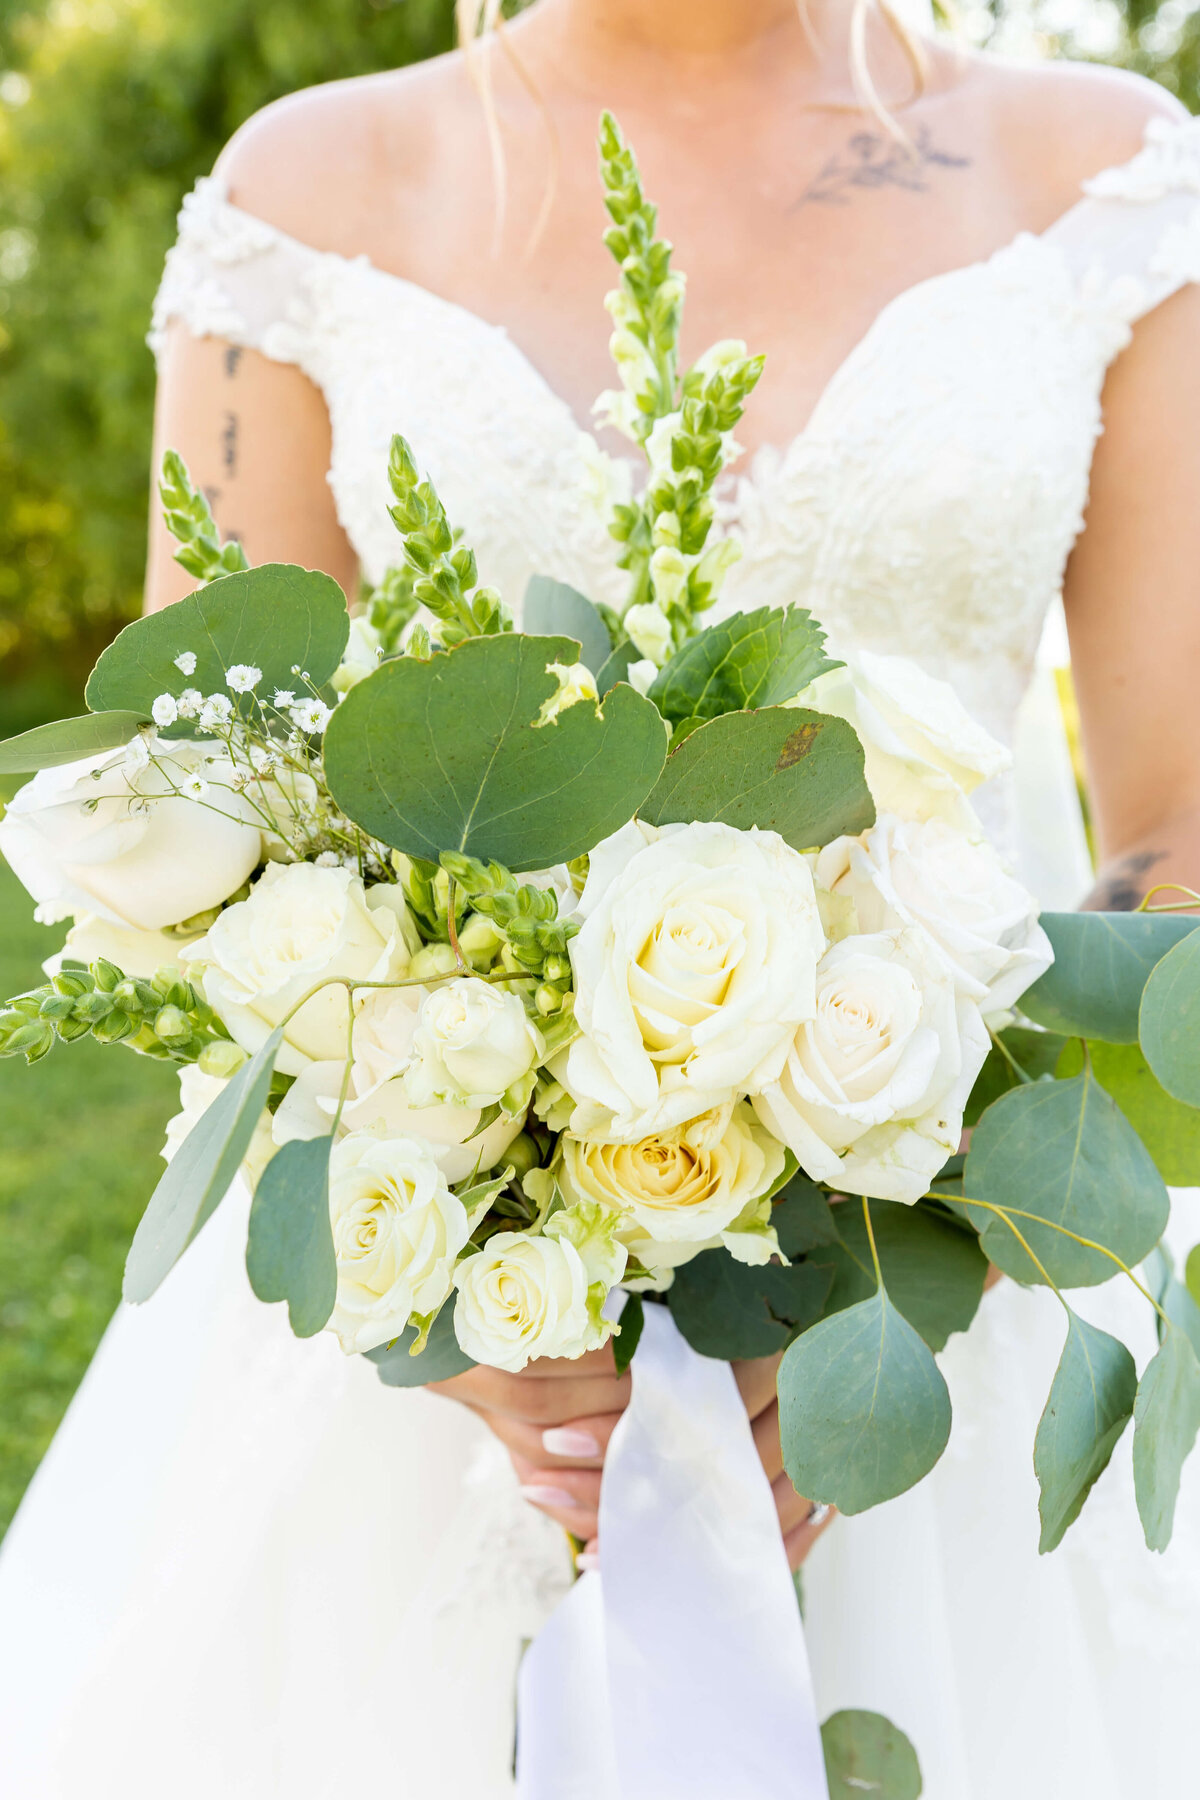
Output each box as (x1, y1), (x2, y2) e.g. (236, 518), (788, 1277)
(3, 115), (1200, 1613)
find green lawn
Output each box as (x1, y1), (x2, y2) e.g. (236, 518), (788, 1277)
(0, 857), (177, 1539)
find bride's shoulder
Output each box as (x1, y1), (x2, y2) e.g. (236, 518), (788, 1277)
(942, 49), (1189, 218)
(209, 48), (484, 255)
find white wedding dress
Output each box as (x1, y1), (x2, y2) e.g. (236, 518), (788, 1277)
(4, 111), (1200, 1800)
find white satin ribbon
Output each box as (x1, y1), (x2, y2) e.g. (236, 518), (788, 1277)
(517, 1302), (830, 1799)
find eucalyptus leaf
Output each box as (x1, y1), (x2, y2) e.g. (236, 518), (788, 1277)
(522, 575), (613, 676)
(323, 633), (667, 871)
(1132, 1326), (1200, 1552)
(123, 1029), (283, 1304)
(962, 1071), (1169, 1288)
(649, 605), (838, 724)
(1188, 1244), (1200, 1309)
(1139, 926), (1200, 1107)
(668, 1249), (833, 1361)
(1057, 1038), (1200, 1186)
(245, 1136), (337, 1338)
(639, 705), (874, 851)
(773, 1174), (842, 1258)
(595, 636), (640, 698)
(0, 710), (151, 773)
(1020, 912), (1200, 1043)
(818, 1200), (988, 1353)
(777, 1285), (952, 1513)
(614, 1292), (645, 1375)
(366, 1297), (476, 1387)
(821, 1710), (923, 1800)
(964, 1027), (1067, 1129)
(86, 564), (350, 725)
(1033, 1310), (1137, 1552)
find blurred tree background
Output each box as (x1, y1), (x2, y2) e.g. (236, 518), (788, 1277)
(0, 0), (1196, 1537)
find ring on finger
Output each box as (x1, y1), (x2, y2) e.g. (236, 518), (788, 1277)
(804, 1501), (833, 1529)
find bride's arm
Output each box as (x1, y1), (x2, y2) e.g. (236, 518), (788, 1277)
(1064, 281), (1200, 910)
(144, 323), (358, 612)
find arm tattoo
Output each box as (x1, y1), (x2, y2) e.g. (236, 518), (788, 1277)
(221, 411), (240, 477)
(794, 128), (970, 209)
(224, 346), (243, 379)
(1083, 848), (1167, 913)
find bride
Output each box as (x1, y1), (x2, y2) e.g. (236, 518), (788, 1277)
(3, 0), (1200, 1794)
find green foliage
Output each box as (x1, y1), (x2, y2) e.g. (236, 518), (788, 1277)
(648, 606), (837, 725)
(522, 576), (613, 677)
(1132, 1326), (1200, 1551)
(438, 850), (578, 977)
(1034, 1311), (1137, 1552)
(0, 0), (455, 727)
(365, 1295), (475, 1386)
(964, 1070), (1169, 1287)
(640, 706), (874, 850)
(323, 632), (667, 870)
(613, 1291), (644, 1374)
(597, 109), (683, 441)
(778, 1280), (952, 1514)
(386, 434), (511, 644)
(245, 1135), (337, 1338)
(158, 449), (248, 582)
(1, 957), (231, 1065)
(821, 1710), (923, 1800)
(1020, 911), (1200, 1042)
(817, 1199), (988, 1354)
(0, 709), (150, 771)
(122, 1026), (282, 1303)
(86, 561), (350, 724)
(1139, 924), (1200, 1106)
(1057, 1038), (1200, 1186)
(964, 1025), (1066, 1127)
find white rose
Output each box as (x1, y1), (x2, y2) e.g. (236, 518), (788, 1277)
(0, 737), (261, 931)
(754, 927), (990, 1205)
(272, 984), (524, 1183)
(54, 914), (196, 980)
(453, 1202), (627, 1372)
(326, 1132), (471, 1354)
(161, 1063), (275, 1190)
(558, 1100), (786, 1272)
(331, 614), (383, 694)
(793, 650), (1010, 833)
(564, 819), (825, 1140)
(185, 863), (416, 1075)
(405, 978), (543, 1112)
(818, 815), (1053, 1016)
(624, 600), (674, 665)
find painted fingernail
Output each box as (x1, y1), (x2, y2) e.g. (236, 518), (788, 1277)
(520, 1484), (580, 1510)
(542, 1426), (600, 1458)
(577, 1551), (599, 1573)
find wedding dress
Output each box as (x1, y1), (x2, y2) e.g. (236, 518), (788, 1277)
(3, 112), (1200, 1800)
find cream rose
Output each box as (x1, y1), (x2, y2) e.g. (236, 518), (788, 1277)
(326, 1132), (471, 1354)
(793, 650), (1010, 833)
(405, 978), (543, 1112)
(818, 815), (1052, 1016)
(558, 1102), (786, 1272)
(563, 819), (825, 1140)
(54, 914), (196, 980)
(754, 927), (990, 1205)
(0, 737), (261, 931)
(272, 984), (524, 1183)
(185, 863), (418, 1075)
(161, 1063), (275, 1190)
(453, 1202), (627, 1372)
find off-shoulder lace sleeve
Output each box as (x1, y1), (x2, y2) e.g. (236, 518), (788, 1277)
(148, 176), (322, 363)
(1043, 115), (1200, 346)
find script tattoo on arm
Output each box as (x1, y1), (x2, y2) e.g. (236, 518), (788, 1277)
(795, 128), (970, 208)
(1083, 848), (1167, 912)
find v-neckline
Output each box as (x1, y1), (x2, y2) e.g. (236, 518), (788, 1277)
(211, 176), (1092, 478)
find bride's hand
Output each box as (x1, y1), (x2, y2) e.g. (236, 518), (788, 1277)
(430, 1347), (835, 1572)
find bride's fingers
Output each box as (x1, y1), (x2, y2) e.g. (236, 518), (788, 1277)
(471, 1407), (623, 1470)
(428, 1364), (631, 1427)
(509, 1450), (601, 1540)
(774, 1473), (837, 1571)
(732, 1352), (782, 1422)
(751, 1397), (784, 1484)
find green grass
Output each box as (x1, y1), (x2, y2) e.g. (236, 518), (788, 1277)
(0, 857), (177, 1539)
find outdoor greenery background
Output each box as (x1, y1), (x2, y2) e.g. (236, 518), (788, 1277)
(0, 0), (1196, 1536)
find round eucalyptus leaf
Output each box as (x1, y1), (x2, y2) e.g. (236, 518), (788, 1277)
(1140, 926), (1200, 1107)
(1058, 1038), (1200, 1186)
(365, 1299), (475, 1387)
(1021, 911), (1200, 1044)
(668, 1253), (833, 1361)
(246, 1136), (337, 1339)
(777, 1286), (952, 1514)
(821, 1710), (923, 1800)
(323, 633), (667, 871)
(819, 1199), (987, 1353)
(1034, 1310), (1136, 1553)
(962, 1071), (1169, 1288)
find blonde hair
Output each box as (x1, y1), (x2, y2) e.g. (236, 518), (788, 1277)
(456, 0), (934, 249)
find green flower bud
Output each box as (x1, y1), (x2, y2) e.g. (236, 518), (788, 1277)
(73, 991), (114, 1024)
(542, 954), (573, 986)
(409, 942), (460, 981)
(154, 1005), (192, 1045)
(55, 1017), (94, 1044)
(52, 971), (91, 1000)
(535, 983), (561, 1017)
(1, 1017), (50, 1056)
(457, 912), (504, 966)
(112, 980), (145, 1014)
(505, 1133), (541, 1180)
(92, 958), (123, 993)
(92, 1011), (139, 1045)
(198, 1039), (248, 1078)
(38, 993), (77, 1022)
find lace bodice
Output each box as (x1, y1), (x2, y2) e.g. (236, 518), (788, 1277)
(152, 115), (1200, 853)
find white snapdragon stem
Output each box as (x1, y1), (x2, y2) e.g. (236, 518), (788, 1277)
(516, 1300), (829, 1800)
